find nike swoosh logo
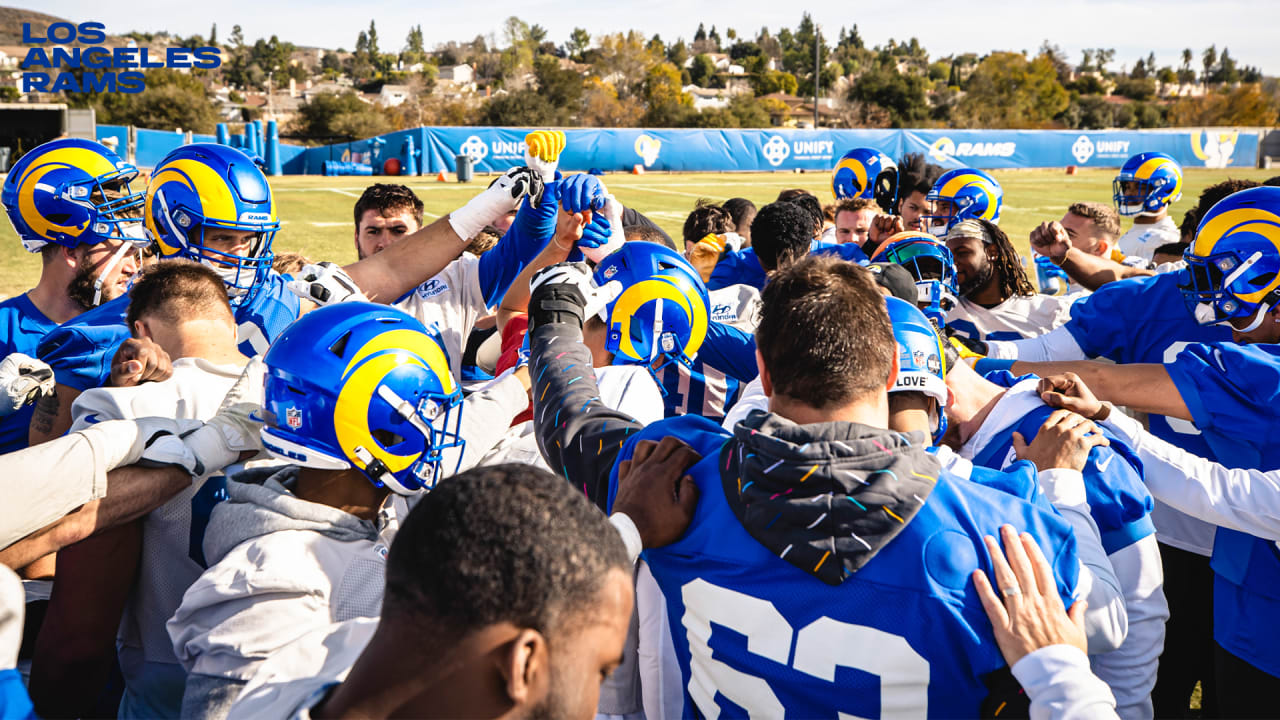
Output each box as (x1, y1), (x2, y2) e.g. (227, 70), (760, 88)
(1095, 454), (1113, 472)
(83, 413), (102, 424)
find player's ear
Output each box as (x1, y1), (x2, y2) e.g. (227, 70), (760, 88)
(133, 319), (153, 341)
(884, 346), (899, 391)
(499, 628), (548, 707)
(755, 348), (772, 398)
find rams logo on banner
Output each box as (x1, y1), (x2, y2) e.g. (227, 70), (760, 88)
(635, 134), (662, 167)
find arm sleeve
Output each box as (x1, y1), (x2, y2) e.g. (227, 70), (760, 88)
(68, 388), (128, 432)
(1103, 411), (1280, 542)
(1012, 645), (1119, 720)
(1036, 469), (1127, 655)
(475, 185), (558, 307)
(987, 325), (1088, 362)
(528, 321), (644, 509)
(0, 432), (106, 549)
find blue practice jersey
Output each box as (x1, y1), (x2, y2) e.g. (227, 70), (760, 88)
(812, 240), (871, 265)
(1165, 340), (1280, 675)
(656, 321), (757, 420)
(39, 271), (301, 393)
(607, 415), (1079, 718)
(708, 248), (767, 291)
(0, 293), (59, 452)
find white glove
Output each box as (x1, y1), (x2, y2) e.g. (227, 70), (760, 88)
(523, 130), (567, 184)
(528, 262), (623, 323)
(181, 357), (267, 476)
(582, 193), (627, 264)
(0, 353), (54, 417)
(287, 262), (369, 306)
(82, 416), (206, 473)
(448, 166), (545, 241)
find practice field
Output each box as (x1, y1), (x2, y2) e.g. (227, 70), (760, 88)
(1, 166), (1276, 299)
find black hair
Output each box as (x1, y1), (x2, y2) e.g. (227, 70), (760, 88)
(979, 219), (1036, 298)
(784, 193), (824, 236)
(751, 201), (817, 271)
(625, 224), (677, 251)
(721, 197), (757, 234)
(353, 183), (425, 229)
(382, 464), (629, 637)
(896, 153), (945, 200)
(682, 200), (735, 247)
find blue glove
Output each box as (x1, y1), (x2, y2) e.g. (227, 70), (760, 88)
(559, 174), (607, 215)
(580, 212), (611, 249)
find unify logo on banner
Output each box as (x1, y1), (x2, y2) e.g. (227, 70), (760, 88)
(928, 137), (1017, 163)
(760, 136), (836, 167)
(459, 135), (528, 164)
(1070, 136), (1132, 164)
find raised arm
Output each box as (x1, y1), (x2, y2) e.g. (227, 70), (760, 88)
(1030, 221), (1154, 292)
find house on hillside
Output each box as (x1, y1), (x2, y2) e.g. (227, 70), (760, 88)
(378, 84), (411, 107)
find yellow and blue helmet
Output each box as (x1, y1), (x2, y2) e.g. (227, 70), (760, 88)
(1113, 152), (1182, 217)
(2, 138), (146, 253)
(259, 302), (464, 496)
(886, 295), (949, 444)
(593, 242), (710, 378)
(832, 147), (898, 212)
(1180, 186), (1280, 331)
(145, 143), (279, 308)
(923, 168), (1002, 238)
(872, 231), (958, 325)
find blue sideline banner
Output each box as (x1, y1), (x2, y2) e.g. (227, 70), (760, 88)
(901, 129), (1258, 170)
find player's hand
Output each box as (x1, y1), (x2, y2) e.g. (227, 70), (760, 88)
(685, 233), (725, 283)
(1012, 409), (1109, 472)
(180, 357), (267, 475)
(287, 262), (368, 306)
(947, 331), (988, 366)
(554, 208), (591, 249)
(110, 337), (173, 388)
(559, 174), (607, 217)
(523, 130), (566, 184)
(973, 525), (1088, 666)
(495, 166), (547, 210)
(581, 192), (626, 260)
(868, 214), (906, 250)
(0, 353), (55, 416)
(528, 262), (594, 329)
(613, 437), (702, 549)
(134, 418), (204, 475)
(448, 166), (546, 240)
(1030, 221), (1071, 263)
(1037, 373), (1111, 421)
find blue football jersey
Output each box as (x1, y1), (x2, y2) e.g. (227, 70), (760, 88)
(38, 271), (301, 394)
(812, 240), (870, 265)
(708, 248), (767, 291)
(1165, 340), (1280, 675)
(657, 321), (757, 420)
(608, 415), (1079, 718)
(0, 293), (59, 452)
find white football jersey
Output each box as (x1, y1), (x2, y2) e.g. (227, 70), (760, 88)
(394, 252), (487, 381)
(708, 284), (761, 333)
(1116, 217), (1180, 262)
(69, 357), (244, 715)
(946, 293), (1079, 342)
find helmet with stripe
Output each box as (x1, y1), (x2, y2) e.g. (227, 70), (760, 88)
(260, 302), (464, 496)
(2, 138), (146, 253)
(886, 295), (949, 444)
(1113, 152), (1182, 217)
(592, 242), (710, 380)
(1179, 186), (1280, 332)
(923, 168), (1002, 238)
(872, 231), (958, 325)
(832, 147), (899, 212)
(145, 143), (278, 308)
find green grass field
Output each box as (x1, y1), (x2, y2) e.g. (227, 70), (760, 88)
(2, 167), (1276, 299)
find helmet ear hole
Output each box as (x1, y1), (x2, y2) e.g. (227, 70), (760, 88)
(372, 428), (404, 446)
(328, 332), (351, 357)
(1248, 272), (1275, 288)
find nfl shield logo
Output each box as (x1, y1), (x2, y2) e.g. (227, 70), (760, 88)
(603, 265), (618, 279)
(286, 407), (302, 429)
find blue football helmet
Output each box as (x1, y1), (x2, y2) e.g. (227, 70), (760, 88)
(592, 242), (710, 381)
(145, 143), (278, 308)
(886, 296), (949, 444)
(259, 302), (465, 496)
(832, 147), (899, 212)
(1113, 152), (1183, 217)
(1180, 186), (1280, 332)
(923, 168), (1002, 238)
(872, 231), (958, 325)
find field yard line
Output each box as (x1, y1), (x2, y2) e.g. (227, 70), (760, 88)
(273, 185), (476, 192)
(326, 188), (361, 198)
(620, 186), (717, 199)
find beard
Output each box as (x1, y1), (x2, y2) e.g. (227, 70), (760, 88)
(66, 264), (116, 310)
(957, 261), (993, 298)
(523, 666), (571, 720)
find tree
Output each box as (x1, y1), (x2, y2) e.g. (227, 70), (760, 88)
(1094, 48), (1115, 75)
(477, 89), (560, 125)
(1130, 58), (1147, 79)
(1202, 45), (1217, 85)
(751, 69), (798, 96)
(1178, 48), (1196, 84)
(566, 27), (591, 60)
(291, 91), (391, 138)
(848, 59), (929, 127)
(404, 25), (426, 65)
(533, 55), (583, 121)
(88, 69), (219, 133)
(953, 51), (1068, 128)
(580, 77), (643, 126)
(1169, 84), (1278, 126)
(688, 54), (717, 87)
(642, 61), (693, 125)
(1039, 41), (1072, 84)
(209, 23), (217, 47)
(667, 39), (690, 69)
(1078, 48), (1094, 73)
(708, 25), (721, 52)
(1115, 75), (1156, 101)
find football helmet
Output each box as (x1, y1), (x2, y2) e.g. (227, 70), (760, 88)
(832, 147), (899, 212)
(592, 242), (710, 380)
(145, 143), (278, 308)
(923, 168), (1002, 238)
(872, 231), (958, 325)
(1113, 152), (1182, 217)
(886, 296), (949, 444)
(1180, 186), (1280, 331)
(259, 302), (464, 495)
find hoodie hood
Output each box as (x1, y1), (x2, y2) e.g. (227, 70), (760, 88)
(203, 465), (383, 565)
(722, 410), (940, 586)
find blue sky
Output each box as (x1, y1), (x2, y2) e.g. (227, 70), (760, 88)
(30, 0), (1280, 75)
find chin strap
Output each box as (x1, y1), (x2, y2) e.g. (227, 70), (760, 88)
(91, 241), (140, 306)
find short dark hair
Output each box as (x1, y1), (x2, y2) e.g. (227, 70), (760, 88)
(382, 464), (629, 638)
(466, 226), (501, 256)
(757, 254), (894, 409)
(625, 224), (677, 251)
(682, 200), (734, 247)
(1152, 241), (1189, 259)
(751, 201), (816, 272)
(353, 183), (425, 229)
(126, 259), (232, 330)
(1066, 202), (1121, 238)
(897, 153), (945, 200)
(722, 198), (757, 234)
(783, 193), (824, 235)
(1183, 178), (1261, 241)
(835, 197), (877, 217)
